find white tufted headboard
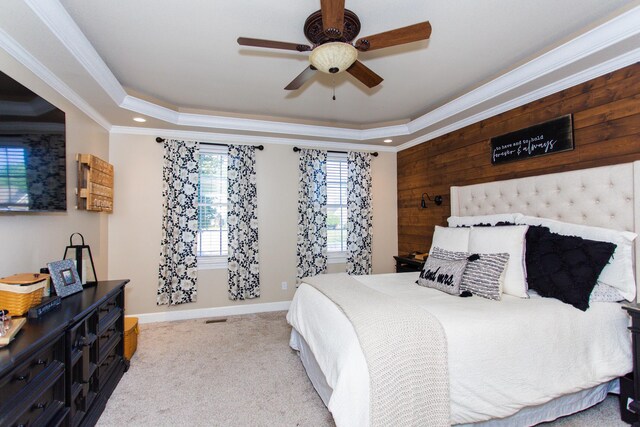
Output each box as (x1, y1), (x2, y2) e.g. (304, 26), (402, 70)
(450, 161), (640, 296)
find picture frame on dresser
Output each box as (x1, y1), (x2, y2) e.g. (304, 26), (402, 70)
(47, 259), (83, 298)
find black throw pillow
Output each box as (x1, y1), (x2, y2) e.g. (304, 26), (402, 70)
(525, 226), (617, 311)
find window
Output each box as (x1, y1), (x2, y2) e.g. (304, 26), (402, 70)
(197, 146), (228, 266)
(0, 145), (29, 210)
(326, 153), (348, 256)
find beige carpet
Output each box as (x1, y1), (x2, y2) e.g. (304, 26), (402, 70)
(98, 311), (627, 427)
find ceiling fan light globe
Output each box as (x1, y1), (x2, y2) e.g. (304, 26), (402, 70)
(309, 42), (357, 74)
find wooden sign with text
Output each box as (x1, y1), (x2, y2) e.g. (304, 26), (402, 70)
(491, 115), (574, 165)
(76, 154), (114, 213)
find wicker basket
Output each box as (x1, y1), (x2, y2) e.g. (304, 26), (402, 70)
(124, 317), (139, 361)
(0, 282), (46, 316)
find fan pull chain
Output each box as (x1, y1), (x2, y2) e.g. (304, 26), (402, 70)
(332, 78), (336, 101)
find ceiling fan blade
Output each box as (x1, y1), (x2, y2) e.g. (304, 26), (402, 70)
(320, 0), (345, 38)
(285, 66), (317, 90)
(347, 61), (383, 88)
(237, 37), (311, 52)
(355, 21), (432, 51)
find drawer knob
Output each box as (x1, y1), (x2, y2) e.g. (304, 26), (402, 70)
(34, 358), (47, 366)
(101, 331), (112, 340)
(33, 402), (46, 410)
(14, 374), (29, 382)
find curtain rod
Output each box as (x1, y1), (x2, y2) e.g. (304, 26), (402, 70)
(292, 146), (378, 157)
(155, 137), (264, 151)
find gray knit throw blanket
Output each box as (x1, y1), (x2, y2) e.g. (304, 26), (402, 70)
(304, 273), (450, 427)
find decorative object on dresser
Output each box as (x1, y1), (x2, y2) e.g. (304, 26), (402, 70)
(393, 255), (426, 272)
(0, 273), (49, 316)
(76, 153), (114, 213)
(0, 280), (129, 427)
(0, 317), (26, 346)
(63, 232), (98, 285)
(47, 259), (83, 299)
(27, 296), (62, 319)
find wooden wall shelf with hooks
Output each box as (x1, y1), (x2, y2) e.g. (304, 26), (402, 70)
(76, 154), (114, 213)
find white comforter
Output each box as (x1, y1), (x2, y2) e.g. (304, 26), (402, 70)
(286, 272), (632, 426)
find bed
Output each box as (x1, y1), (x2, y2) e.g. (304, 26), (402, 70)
(287, 161), (640, 426)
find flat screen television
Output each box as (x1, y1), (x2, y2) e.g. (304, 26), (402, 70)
(0, 70), (66, 212)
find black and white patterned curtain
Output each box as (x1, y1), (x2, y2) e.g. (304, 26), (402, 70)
(346, 151), (373, 275)
(227, 144), (260, 300)
(157, 139), (199, 306)
(296, 149), (328, 280)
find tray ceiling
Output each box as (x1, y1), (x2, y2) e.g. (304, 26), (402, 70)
(1, 0), (639, 147)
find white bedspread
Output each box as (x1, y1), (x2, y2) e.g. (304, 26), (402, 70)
(286, 272), (632, 426)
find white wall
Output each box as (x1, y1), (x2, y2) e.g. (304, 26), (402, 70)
(0, 50), (109, 278)
(108, 133), (397, 315)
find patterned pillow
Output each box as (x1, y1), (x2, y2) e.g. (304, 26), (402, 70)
(417, 257), (468, 295)
(525, 226), (617, 311)
(590, 283), (624, 303)
(431, 247), (509, 301)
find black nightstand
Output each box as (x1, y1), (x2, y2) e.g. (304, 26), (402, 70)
(393, 255), (426, 273)
(622, 304), (640, 425)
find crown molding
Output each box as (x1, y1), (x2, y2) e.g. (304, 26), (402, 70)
(23, 0), (127, 105)
(110, 125), (397, 152)
(0, 27), (111, 130)
(121, 94), (410, 141)
(406, 5), (640, 136)
(397, 45), (640, 151)
(17, 2), (640, 145)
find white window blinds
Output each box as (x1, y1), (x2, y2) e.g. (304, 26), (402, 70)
(326, 152), (348, 252)
(197, 146), (228, 257)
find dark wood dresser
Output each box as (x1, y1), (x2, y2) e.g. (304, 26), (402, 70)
(0, 280), (129, 427)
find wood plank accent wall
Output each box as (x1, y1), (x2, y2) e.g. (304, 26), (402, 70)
(397, 62), (640, 255)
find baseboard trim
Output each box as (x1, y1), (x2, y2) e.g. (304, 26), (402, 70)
(130, 300), (291, 324)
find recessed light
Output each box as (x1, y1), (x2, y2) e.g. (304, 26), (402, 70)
(133, 117), (146, 123)
(383, 139), (392, 143)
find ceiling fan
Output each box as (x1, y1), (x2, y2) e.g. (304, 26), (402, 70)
(237, 0), (432, 90)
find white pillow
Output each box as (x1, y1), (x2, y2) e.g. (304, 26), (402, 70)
(430, 226), (470, 253)
(590, 283), (624, 303)
(447, 213), (524, 227)
(468, 225), (529, 298)
(516, 215), (637, 301)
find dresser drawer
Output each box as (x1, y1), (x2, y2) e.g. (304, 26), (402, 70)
(1, 361), (65, 427)
(97, 293), (120, 324)
(97, 322), (118, 350)
(97, 344), (120, 391)
(0, 343), (58, 405)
